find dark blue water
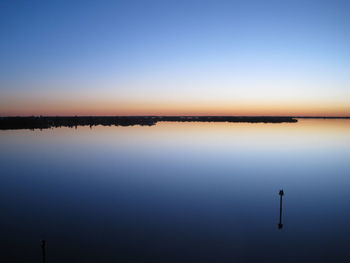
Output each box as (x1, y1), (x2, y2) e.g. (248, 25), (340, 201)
(1, 119), (350, 262)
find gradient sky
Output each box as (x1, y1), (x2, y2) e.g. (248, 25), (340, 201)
(0, 0), (349, 116)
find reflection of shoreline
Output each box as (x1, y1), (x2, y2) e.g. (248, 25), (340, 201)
(0, 116), (299, 130)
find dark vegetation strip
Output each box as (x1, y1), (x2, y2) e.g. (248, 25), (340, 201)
(0, 116), (300, 130)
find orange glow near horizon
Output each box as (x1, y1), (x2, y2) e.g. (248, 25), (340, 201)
(1, 98), (350, 117)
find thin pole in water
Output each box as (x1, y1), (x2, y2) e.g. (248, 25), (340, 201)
(278, 189), (284, 229)
(41, 239), (47, 263)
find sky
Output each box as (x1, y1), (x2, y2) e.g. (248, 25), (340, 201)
(0, 0), (349, 116)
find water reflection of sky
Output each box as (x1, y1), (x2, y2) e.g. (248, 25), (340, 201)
(0, 119), (350, 262)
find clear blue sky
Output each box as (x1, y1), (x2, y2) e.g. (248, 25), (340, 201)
(1, 0), (349, 116)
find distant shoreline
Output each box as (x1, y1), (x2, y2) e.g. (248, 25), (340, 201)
(0, 116), (349, 130)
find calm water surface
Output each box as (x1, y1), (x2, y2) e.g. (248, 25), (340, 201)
(1, 119), (350, 262)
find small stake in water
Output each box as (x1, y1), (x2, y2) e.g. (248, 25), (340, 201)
(278, 189), (284, 229)
(41, 239), (47, 263)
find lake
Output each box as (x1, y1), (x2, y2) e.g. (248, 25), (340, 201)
(1, 119), (350, 262)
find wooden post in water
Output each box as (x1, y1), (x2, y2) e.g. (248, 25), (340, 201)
(41, 240), (47, 263)
(278, 189), (284, 229)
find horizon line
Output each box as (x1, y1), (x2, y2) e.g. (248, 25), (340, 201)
(1, 115), (350, 118)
